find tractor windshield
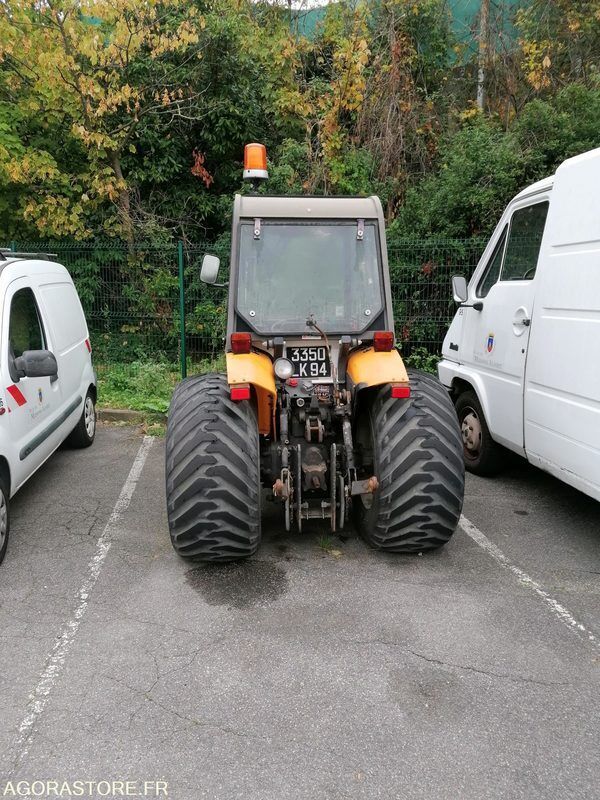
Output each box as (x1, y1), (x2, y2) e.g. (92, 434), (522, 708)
(236, 221), (383, 333)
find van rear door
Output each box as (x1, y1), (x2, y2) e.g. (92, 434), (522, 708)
(37, 280), (89, 416)
(524, 149), (600, 501)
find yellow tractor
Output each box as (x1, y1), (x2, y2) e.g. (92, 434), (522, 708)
(166, 144), (464, 560)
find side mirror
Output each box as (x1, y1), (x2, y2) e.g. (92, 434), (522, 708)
(452, 275), (468, 304)
(200, 254), (220, 285)
(14, 350), (58, 380)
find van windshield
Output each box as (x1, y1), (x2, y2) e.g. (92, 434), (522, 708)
(236, 222), (383, 333)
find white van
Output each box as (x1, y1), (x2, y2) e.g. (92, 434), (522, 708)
(0, 250), (97, 563)
(438, 148), (600, 502)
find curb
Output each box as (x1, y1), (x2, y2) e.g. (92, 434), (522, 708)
(98, 408), (167, 424)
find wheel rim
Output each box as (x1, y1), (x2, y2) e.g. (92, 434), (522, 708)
(461, 407), (482, 460)
(84, 397), (96, 439)
(0, 488), (7, 552)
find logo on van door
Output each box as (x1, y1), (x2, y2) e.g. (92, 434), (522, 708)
(486, 333), (495, 353)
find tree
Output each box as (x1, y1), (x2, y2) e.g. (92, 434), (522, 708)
(0, 0), (204, 241)
(517, 0), (600, 92)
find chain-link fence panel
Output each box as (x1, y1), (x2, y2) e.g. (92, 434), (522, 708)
(388, 238), (485, 368)
(3, 237), (486, 381)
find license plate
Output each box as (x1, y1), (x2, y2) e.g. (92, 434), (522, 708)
(288, 346), (330, 378)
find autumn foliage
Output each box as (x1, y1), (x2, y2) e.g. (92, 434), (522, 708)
(0, 0), (599, 243)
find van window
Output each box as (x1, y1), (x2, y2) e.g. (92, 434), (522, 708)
(9, 288), (46, 357)
(477, 226), (507, 297)
(501, 201), (549, 281)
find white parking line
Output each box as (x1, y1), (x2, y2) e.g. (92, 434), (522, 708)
(9, 435), (154, 772)
(460, 514), (600, 652)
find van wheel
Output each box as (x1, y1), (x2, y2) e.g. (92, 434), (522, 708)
(66, 390), (96, 448)
(0, 477), (10, 566)
(455, 390), (505, 476)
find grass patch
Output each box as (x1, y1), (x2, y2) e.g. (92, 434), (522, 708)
(316, 535), (343, 558)
(96, 357), (225, 413)
(97, 362), (177, 413)
(317, 534), (334, 552)
(142, 420), (167, 437)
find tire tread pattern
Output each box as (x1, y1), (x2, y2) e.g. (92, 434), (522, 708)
(165, 373), (261, 560)
(358, 369), (464, 552)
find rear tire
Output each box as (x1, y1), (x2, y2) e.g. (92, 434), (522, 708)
(353, 369), (464, 553)
(455, 390), (506, 476)
(165, 373), (261, 561)
(66, 389), (96, 448)
(0, 476), (9, 566)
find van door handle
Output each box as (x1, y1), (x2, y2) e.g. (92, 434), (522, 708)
(512, 306), (531, 336)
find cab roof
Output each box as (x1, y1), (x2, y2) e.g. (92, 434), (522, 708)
(0, 257), (66, 277)
(236, 194), (384, 220)
(514, 175), (554, 201)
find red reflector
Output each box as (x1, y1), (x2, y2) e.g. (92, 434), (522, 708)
(231, 385), (251, 401)
(391, 385), (411, 399)
(286, 378), (298, 387)
(85, 338), (91, 353)
(373, 331), (394, 352)
(231, 332), (252, 354)
(7, 384), (27, 407)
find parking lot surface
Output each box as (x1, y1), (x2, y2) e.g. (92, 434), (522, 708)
(1, 425), (599, 799)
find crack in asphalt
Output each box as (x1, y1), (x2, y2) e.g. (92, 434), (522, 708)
(346, 638), (569, 687)
(100, 661), (352, 765)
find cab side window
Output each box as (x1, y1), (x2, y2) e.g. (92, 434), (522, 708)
(477, 226), (507, 298)
(9, 288), (46, 358)
(501, 201), (549, 281)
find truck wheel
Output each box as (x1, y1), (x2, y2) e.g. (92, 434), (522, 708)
(66, 389), (96, 448)
(353, 369), (464, 553)
(455, 390), (505, 476)
(165, 373), (261, 561)
(0, 476), (9, 565)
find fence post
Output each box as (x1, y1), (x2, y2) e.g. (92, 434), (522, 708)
(10, 241), (16, 252)
(178, 240), (187, 379)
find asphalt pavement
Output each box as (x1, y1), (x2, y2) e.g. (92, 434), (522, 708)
(1, 424), (599, 800)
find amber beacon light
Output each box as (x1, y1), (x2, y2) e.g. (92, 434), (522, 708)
(243, 143), (268, 182)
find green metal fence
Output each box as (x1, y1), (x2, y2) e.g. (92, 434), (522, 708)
(3, 237), (486, 379)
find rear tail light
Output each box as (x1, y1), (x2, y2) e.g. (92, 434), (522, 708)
(230, 384), (251, 401)
(85, 338), (92, 353)
(231, 332), (252, 354)
(391, 384), (410, 399)
(373, 331), (394, 352)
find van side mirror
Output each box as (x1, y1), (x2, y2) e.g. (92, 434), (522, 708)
(14, 350), (58, 380)
(200, 254), (220, 285)
(452, 275), (468, 304)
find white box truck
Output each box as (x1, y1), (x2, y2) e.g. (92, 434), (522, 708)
(438, 147), (600, 502)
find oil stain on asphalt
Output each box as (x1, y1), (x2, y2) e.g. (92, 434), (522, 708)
(186, 560), (288, 608)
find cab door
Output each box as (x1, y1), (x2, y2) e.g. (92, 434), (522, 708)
(461, 197), (550, 453)
(3, 280), (62, 489)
